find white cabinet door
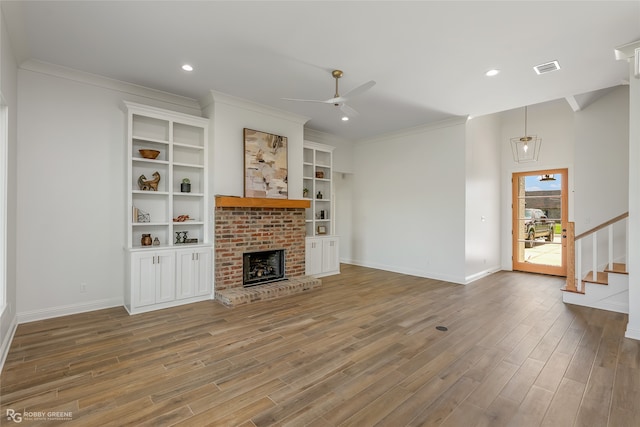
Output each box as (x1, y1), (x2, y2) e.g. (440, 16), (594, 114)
(175, 250), (196, 299)
(133, 252), (157, 307)
(156, 252), (176, 303)
(194, 249), (213, 296)
(176, 248), (212, 299)
(322, 237), (340, 273)
(132, 251), (175, 307)
(305, 238), (323, 276)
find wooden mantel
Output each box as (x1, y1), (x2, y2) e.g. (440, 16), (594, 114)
(215, 196), (310, 209)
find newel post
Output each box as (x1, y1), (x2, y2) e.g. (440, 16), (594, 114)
(565, 222), (577, 292)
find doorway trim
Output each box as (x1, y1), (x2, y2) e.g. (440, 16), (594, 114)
(512, 168), (568, 276)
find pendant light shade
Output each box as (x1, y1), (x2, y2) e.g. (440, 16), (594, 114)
(511, 106), (542, 163)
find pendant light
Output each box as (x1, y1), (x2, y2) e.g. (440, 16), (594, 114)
(511, 106), (542, 163)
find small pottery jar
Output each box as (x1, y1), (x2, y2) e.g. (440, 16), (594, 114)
(153, 237), (160, 246)
(141, 234), (152, 246)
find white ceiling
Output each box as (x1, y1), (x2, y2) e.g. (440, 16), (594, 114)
(2, 1), (639, 140)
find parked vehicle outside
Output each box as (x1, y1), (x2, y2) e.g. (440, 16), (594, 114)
(524, 208), (554, 248)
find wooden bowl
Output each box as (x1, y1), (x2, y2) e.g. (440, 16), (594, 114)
(139, 149), (160, 159)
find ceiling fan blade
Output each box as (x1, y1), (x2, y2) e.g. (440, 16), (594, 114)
(340, 103), (359, 117)
(341, 80), (376, 100)
(326, 96), (346, 104)
(281, 97), (333, 104)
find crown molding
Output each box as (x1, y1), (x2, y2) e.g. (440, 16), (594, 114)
(304, 128), (353, 145)
(615, 39), (640, 79)
(19, 59), (202, 112)
(202, 90), (309, 126)
(356, 116), (469, 145)
(615, 40), (640, 60)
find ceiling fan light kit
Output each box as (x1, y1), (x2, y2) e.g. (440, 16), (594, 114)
(283, 69), (375, 119)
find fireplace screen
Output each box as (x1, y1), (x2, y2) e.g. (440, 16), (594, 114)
(243, 249), (285, 287)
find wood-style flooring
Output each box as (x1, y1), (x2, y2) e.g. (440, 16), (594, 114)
(2, 264), (639, 426)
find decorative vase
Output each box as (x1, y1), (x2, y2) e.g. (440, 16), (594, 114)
(153, 237), (160, 246)
(141, 234), (152, 246)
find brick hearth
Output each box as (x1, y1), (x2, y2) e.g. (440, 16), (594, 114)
(214, 198), (321, 306)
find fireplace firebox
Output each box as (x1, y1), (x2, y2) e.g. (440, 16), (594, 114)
(243, 249), (285, 287)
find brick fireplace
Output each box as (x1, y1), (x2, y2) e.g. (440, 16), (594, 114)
(213, 197), (321, 306)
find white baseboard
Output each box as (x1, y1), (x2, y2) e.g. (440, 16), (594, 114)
(17, 298), (123, 324)
(625, 325), (640, 341)
(0, 315), (18, 373)
(341, 259), (465, 284)
(464, 266), (502, 284)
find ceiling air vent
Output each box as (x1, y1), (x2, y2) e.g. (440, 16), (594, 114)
(533, 60), (561, 75)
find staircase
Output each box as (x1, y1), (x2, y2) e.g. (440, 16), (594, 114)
(562, 213), (629, 314)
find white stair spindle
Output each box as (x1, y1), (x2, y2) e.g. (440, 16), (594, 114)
(592, 232), (598, 281)
(626, 218), (629, 266)
(577, 241), (582, 292)
(609, 224), (614, 270)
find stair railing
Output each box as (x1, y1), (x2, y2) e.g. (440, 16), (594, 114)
(565, 212), (628, 293)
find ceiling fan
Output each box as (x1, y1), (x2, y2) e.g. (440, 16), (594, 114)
(283, 70), (375, 118)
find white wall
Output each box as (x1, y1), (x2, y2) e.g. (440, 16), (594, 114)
(499, 90), (630, 272)
(625, 45), (640, 340)
(0, 6), (18, 369)
(465, 114), (501, 281)
(304, 128), (356, 261)
(334, 171), (354, 262)
(349, 119), (468, 283)
(500, 99), (575, 270)
(574, 87), (630, 273)
(305, 128), (355, 174)
(574, 86), (629, 234)
(202, 91), (308, 199)
(15, 62), (203, 322)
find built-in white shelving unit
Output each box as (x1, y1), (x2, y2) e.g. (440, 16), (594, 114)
(123, 101), (212, 314)
(303, 141), (334, 236)
(303, 141), (340, 277)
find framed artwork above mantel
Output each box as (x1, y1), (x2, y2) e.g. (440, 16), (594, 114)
(244, 128), (288, 199)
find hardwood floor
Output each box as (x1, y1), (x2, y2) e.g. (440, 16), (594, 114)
(2, 264), (639, 426)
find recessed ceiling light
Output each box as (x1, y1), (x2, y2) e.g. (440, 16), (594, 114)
(485, 69), (500, 77)
(341, 116), (349, 121)
(181, 64), (193, 72)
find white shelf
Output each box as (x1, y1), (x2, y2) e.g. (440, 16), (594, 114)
(125, 101), (210, 249)
(133, 158), (169, 165)
(174, 192), (204, 197)
(303, 141), (335, 237)
(173, 162), (204, 169)
(132, 136), (169, 145)
(132, 190), (169, 196)
(173, 142), (205, 150)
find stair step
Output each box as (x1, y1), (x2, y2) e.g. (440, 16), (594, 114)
(560, 278), (585, 295)
(561, 285), (585, 295)
(582, 271), (608, 285)
(604, 263), (627, 275)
